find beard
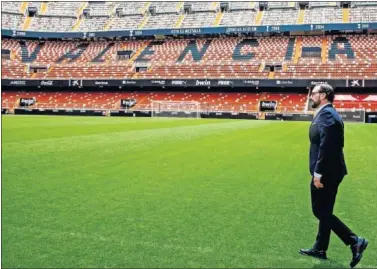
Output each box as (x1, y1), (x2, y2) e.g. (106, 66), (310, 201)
(310, 99), (321, 109)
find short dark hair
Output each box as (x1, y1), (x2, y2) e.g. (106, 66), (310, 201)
(313, 84), (335, 103)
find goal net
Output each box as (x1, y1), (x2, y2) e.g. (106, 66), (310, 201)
(151, 101), (201, 118)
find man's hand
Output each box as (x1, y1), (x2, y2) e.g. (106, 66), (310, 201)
(313, 176), (324, 189)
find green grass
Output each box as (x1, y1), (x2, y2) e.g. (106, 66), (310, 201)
(2, 115), (377, 268)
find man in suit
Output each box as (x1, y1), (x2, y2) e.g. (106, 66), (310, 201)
(299, 84), (368, 268)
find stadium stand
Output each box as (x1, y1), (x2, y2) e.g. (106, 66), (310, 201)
(350, 6), (377, 23)
(2, 34), (377, 79)
(144, 14), (181, 29)
(76, 17), (109, 32)
(180, 12), (217, 28)
(2, 1), (23, 14)
(108, 16), (144, 30)
(116, 2), (148, 15)
(220, 10), (258, 26)
(43, 2), (82, 17)
(3, 91), (377, 113)
(261, 2), (298, 25)
(190, 2), (219, 12)
(27, 1), (42, 11)
(333, 93), (377, 111)
(2, 1), (377, 31)
(261, 8), (299, 25)
(152, 2), (182, 14)
(1, 13), (25, 30)
(0, 91), (302, 112)
(1, 2), (377, 116)
(304, 8), (343, 24)
(302, 2), (343, 24)
(28, 16), (76, 32)
(229, 1), (257, 11)
(86, 1), (115, 17)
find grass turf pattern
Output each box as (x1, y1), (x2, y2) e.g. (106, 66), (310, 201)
(2, 116), (377, 268)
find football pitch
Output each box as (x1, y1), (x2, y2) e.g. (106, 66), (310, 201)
(2, 115), (377, 268)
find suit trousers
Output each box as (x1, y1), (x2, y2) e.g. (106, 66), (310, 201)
(310, 177), (357, 251)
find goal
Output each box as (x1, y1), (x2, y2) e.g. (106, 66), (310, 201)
(151, 101), (201, 118)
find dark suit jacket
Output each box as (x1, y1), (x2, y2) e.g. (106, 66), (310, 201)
(309, 103), (348, 182)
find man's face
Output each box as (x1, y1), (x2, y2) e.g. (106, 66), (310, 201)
(310, 86), (324, 109)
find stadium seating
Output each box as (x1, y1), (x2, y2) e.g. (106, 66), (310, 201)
(2, 2), (376, 117)
(1, 13), (25, 30)
(181, 12), (217, 28)
(4, 91), (376, 112)
(229, 1), (257, 11)
(303, 2), (344, 24)
(28, 16), (76, 32)
(2, 2), (23, 14)
(76, 17), (109, 32)
(261, 9), (299, 25)
(116, 2), (148, 15)
(152, 2), (182, 14)
(43, 2), (82, 17)
(275, 63), (377, 79)
(190, 2), (219, 12)
(0, 91), (307, 112)
(87, 2), (115, 17)
(109, 16), (144, 30)
(261, 92), (308, 113)
(296, 36), (323, 64)
(144, 14), (181, 29)
(1, 91), (144, 110)
(334, 93), (377, 112)
(28, 2), (42, 11)
(220, 10), (258, 26)
(2, 2), (377, 31)
(275, 34), (377, 79)
(349, 6), (377, 23)
(2, 34), (377, 80)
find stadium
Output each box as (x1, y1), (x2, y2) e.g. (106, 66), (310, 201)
(1, 1), (377, 268)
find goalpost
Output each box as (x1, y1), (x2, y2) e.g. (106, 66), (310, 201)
(151, 100), (201, 119)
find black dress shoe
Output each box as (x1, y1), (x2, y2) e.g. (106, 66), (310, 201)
(350, 237), (368, 268)
(299, 248), (327, 260)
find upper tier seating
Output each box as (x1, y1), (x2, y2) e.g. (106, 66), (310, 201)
(2, 2), (23, 14)
(304, 7), (343, 24)
(44, 2), (82, 17)
(151, 2), (182, 14)
(115, 2), (148, 15)
(181, 12), (217, 28)
(220, 10), (257, 26)
(87, 2), (115, 17)
(144, 14), (181, 29)
(261, 8), (299, 25)
(350, 6), (377, 23)
(2, 2), (377, 31)
(229, 1), (257, 11)
(76, 17), (109, 32)
(28, 16), (76, 32)
(1, 13), (25, 29)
